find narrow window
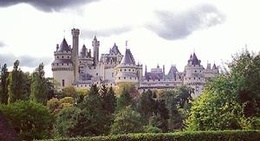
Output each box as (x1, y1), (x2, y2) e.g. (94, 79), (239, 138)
(62, 79), (65, 87)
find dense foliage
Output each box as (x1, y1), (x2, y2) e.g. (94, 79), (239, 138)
(0, 100), (53, 140)
(37, 130), (260, 141)
(186, 50), (260, 130)
(1, 49), (260, 140)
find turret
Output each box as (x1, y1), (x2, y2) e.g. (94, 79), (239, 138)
(115, 48), (139, 84)
(51, 38), (74, 88)
(71, 28), (80, 81)
(184, 52), (205, 97)
(92, 36), (100, 66)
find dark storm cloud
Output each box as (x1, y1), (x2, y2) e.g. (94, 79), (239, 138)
(147, 4), (226, 40)
(0, 0), (97, 12)
(0, 53), (52, 68)
(80, 26), (132, 38)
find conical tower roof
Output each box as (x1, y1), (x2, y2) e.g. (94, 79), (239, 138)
(120, 49), (135, 65)
(58, 38), (71, 52)
(188, 53), (201, 65)
(80, 44), (87, 58)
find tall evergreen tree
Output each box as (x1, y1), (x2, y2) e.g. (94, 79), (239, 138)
(31, 63), (47, 105)
(138, 90), (156, 123)
(116, 87), (132, 111)
(8, 60), (30, 103)
(101, 86), (116, 114)
(0, 63), (9, 104)
(69, 84), (108, 136)
(154, 99), (169, 132)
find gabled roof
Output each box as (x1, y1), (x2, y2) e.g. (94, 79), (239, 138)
(58, 38), (71, 52)
(120, 49), (135, 65)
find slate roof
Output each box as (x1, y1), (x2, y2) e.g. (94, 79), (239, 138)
(212, 63), (218, 69)
(189, 53), (201, 65)
(110, 43), (121, 55)
(120, 49), (135, 65)
(167, 65), (178, 80)
(80, 44), (87, 58)
(58, 38), (71, 52)
(145, 72), (164, 80)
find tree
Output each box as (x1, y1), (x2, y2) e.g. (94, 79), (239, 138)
(31, 63), (47, 105)
(110, 106), (143, 134)
(53, 107), (80, 137)
(137, 89), (156, 124)
(185, 50), (260, 131)
(0, 63), (9, 104)
(8, 60), (31, 103)
(104, 87), (117, 114)
(0, 100), (53, 140)
(116, 87), (132, 111)
(154, 99), (169, 132)
(45, 77), (56, 100)
(185, 75), (244, 130)
(175, 85), (193, 108)
(68, 84), (109, 136)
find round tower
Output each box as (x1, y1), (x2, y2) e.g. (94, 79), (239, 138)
(115, 49), (139, 84)
(52, 38), (74, 88)
(92, 36), (100, 66)
(71, 28), (80, 81)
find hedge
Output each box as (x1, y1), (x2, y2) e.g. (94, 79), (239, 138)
(37, 130), (260, 141)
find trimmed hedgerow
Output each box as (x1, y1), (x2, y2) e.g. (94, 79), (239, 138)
(37, 130), (260, 141)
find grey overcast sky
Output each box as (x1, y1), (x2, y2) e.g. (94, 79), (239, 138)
(0, 0), (259, 77)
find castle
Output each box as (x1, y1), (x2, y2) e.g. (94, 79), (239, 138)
(51, 28), (219, 97)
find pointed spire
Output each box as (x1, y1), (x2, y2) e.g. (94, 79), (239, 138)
(212, 63), (217, 69)
(191, 53), (201, 65)
(58, 38), (71, 52)
(120, 49), (135, 65)
(80, 44), (87, 58)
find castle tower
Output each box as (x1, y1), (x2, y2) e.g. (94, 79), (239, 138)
(71, 28), (80, 81)
(92, 36), (100, 66)
(51, 38), (74, 88)
(115, 48), (139, 84)
(183, 53), (205, 97)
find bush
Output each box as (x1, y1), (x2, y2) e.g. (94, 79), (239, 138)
(37, 130), (260, 141)
(0, 100), (53, 140)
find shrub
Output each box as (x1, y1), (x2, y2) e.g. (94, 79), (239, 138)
(0, 100), (53, 140)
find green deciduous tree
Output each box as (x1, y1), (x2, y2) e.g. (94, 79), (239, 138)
(185, 75), (244, 130)
(31, 63), (47, 105)
(110, 106), (143, 134)
(53, 106), (80, 137)
(0, 100), (53, 140)
(186, 50), (260, 131)
(68, 84), (109, 136)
